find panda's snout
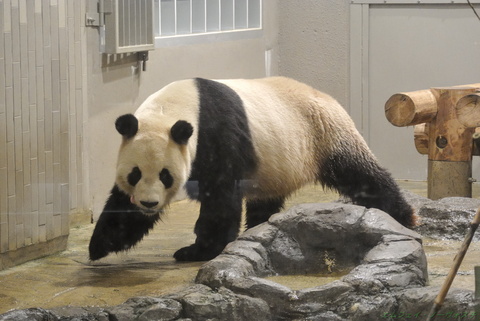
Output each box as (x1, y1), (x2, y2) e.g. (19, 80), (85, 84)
(140, 201), (159, 209)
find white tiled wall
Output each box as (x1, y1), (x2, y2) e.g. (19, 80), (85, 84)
(0, 0), (86, 256)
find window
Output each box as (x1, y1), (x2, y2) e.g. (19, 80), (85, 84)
(154, 0), (262, 46)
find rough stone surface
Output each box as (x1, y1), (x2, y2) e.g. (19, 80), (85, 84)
(1, 200), (477, 321)
(408, 192), (480, 241)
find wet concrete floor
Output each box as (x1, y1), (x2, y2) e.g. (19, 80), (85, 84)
(0, 181), (479, 313)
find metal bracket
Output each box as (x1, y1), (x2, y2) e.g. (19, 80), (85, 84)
(85, 0), (112, 27)
(85, 12), (100, 26)
(137, 51), (149, 72)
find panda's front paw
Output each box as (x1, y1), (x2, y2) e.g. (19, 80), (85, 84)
(89, 237), (111, 261)
(174, 243), (222, 262)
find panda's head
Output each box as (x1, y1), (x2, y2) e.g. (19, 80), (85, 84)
(114, 114), (193, 215)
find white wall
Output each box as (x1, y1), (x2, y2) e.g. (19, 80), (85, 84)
(276, 1), (350, 108)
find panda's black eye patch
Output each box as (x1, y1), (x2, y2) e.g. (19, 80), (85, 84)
(128, 167), (142, 186)
(160, 168), (173, 189)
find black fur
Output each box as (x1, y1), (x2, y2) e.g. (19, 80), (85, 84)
(171, 120), (193, 145)
(173, 78), (258, 261)
(127, 166), (141, 186)
(159, 168), (173, 189)
(88, 185), (159, 261)
(245, 198), (285, 229)
(115, 114), (138, 138)
(318, 142), (415, 227)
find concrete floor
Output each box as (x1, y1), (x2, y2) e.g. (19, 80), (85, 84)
(0, 181), (479, 313)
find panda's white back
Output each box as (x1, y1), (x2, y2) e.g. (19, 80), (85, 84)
(132, 77), (370, 200)
(217, 77), (370, 199)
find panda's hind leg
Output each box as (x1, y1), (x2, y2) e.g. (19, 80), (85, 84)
(318, 147), (417, 228)
(245, 197), (285, 229)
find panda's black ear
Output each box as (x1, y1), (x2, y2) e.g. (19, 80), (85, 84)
(115, 114), (138, 139)
(171, 120), (193, 145)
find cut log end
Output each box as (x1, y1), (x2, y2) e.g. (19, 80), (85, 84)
(456, 93), (480, 128)
(385, 94), (416, 127)
(385, 90), (437, 127)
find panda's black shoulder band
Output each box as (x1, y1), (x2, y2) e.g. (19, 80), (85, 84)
(171, 120), (193, 145)
(115, 114), (138, 139)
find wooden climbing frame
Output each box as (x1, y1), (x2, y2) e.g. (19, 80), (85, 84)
(385, 83), (480, 200)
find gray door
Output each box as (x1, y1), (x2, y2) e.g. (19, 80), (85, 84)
(350, 1), (480, 180)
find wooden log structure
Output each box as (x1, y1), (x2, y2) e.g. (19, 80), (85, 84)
(414, 124), (480, 156)
(385, 84), (480, 200)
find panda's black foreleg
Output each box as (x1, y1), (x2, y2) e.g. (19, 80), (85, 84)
(173, 183), (243, 261)
(245, 197), (285, 229)
(88, 185), (160, 261)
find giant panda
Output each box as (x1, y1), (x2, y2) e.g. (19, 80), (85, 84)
(89, 77), (416, 262)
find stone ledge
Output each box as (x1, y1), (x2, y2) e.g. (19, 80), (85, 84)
(0, 202), (477, 321)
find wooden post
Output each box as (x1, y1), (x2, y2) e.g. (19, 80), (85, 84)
(475, 266), (480, 318)
(414, 123), (429, 155)
(427, 87), (477, 200)
(385, 84), (480, 200)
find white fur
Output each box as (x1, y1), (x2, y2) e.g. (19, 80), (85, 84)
(115, 80), (199, 213)
(217, 77), (372, 199)
(115, 77), (372, 211)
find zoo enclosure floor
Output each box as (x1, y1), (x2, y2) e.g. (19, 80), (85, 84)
(0, 181), (479, 313)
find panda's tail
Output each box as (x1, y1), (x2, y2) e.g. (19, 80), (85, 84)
(318, 147), (417, 228)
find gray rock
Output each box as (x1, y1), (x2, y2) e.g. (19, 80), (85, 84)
(107, 296), (174, 321)
(301, 311), (347, 321)
(195, 255), (255, 289)
(341, 294), (397, 321)
(227, 276), (293, 315)
(268, 230), (306, 275)
(1, 201), (476, 321)
(182, 289), (232, 320)
(50, 306), (109, 321)
(237, 222), (279, 244)
(395, 286), (476, 320)
(412, 196), (480, 241)
(217, 287), (271, 321)
(363, 238), (425, 265)
(222, 240), (273, 276)
(164, 284), (271, 321)
(296, 280), (354, 303)
(137, 299), (182, 321)
(194, 203), (434, 319)
(360, 208), (422, 241)
(0, 308), (58, 321)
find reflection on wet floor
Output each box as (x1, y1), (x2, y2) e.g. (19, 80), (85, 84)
(0, 181), (479, 313)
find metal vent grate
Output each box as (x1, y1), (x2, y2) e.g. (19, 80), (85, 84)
(155, 0), (262, 37)
(104, 0), (155, 54)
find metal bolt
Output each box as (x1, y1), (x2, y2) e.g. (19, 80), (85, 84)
(436, 136), (448, 149)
